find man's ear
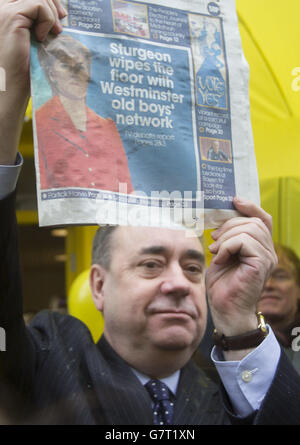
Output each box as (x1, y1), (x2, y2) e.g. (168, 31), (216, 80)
(90, 264), (106, 312)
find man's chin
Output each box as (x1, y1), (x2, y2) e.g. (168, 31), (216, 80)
(150, 327), (201, 352)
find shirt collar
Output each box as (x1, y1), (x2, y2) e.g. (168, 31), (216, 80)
(131, 367), (181, 396)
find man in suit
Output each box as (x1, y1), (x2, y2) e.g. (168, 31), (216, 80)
(1, 0), (300, 425)
(207, 140), (229, 162)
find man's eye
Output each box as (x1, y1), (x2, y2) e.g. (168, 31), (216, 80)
(143, 261), (160, 269)
(139, 260), (164, 274)
(185, 264), (202, 274)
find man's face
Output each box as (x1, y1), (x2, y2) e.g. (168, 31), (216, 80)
(258, 255), (300, 325)
(212, 141), (220, 153)
(92, 226), (207, 358)
(49, 45), (90, 100)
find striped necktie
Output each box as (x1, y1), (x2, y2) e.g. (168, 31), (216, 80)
(145, 379), (175, 425)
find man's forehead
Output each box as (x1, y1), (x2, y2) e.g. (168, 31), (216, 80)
(114, 225), (204, 257)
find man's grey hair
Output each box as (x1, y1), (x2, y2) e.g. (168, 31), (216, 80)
(91, 224), (205, 270)
(92, 226), (119, 269)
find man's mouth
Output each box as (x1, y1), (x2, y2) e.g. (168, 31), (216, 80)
(148, 308), (196, 319)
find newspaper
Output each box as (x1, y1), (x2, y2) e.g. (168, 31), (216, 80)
(30, 0), (260, 232)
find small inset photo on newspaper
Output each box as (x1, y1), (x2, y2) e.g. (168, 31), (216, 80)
(200, 137), (232, 163)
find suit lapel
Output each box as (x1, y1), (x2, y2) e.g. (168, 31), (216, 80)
(86, 336), (153, 425)
(173, 359), (226, 425)
(84, 336), (227, 425)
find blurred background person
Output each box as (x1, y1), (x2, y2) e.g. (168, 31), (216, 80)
(258, 244), (300, 372)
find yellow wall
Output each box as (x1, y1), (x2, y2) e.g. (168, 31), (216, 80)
(66, 226), (98, 290)
(236, 0), (300, 257)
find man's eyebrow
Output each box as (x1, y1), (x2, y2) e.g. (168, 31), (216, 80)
(184, 249), (205, 265)
(139, 246), (169, 256)
(138, 246), (205, 264)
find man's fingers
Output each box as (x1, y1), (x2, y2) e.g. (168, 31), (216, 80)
(211, 233), (255, 265)
(210, 218), (273, 255)
(233, 197), (273, 234)
(12, 0), (65, 41)
(34, 0), (62, 40)
(52, 0), (68, 19)
(212, 197), (273, 242)
(211, 232), (276, 271)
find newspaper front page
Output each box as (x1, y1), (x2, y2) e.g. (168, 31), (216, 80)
(30, 0), (259, 231)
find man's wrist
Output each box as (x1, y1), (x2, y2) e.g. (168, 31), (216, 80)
(211, 325), (280, 416)
(0, 87), (29, 164)
(0, 152), (23, 199)
(0, 152), (22, 167)
(213, 313), (268, 350)
(211, 311), (258, 338)
(212, 312), (268, 361)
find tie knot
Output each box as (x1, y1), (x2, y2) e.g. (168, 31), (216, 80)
(145, 379), (173, 402)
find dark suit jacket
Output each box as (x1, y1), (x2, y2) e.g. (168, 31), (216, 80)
(1, 192), (300, 425)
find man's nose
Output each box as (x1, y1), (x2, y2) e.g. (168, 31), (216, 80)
(159, 265), (190, 299)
